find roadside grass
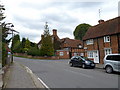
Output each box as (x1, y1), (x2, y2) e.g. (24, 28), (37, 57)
(13, 55), (34, 59)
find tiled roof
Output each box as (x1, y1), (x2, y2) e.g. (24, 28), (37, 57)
(60, 38), (83, 48)
(83, 16), (120, 40)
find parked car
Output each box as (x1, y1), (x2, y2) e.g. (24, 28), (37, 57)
(69, 56), (95, 69)
(103, 54), (120, 74)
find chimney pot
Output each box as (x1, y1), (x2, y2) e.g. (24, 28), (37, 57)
(98, 19), (104, 24)
(53, 29), (57, 36)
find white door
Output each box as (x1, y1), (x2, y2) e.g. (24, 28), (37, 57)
(93, 51), (99, 63)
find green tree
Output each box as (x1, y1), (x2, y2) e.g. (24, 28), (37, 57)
(73, 23), (91, 40)
(40, 22), (54, 56)
(23, 38), (31, 53)
(0, 4), (5, 21)
(0, 4), (7, 67)
(30, 42), (37, 47)
(11, 34), (20, 53)
(21, 37), (26, 48)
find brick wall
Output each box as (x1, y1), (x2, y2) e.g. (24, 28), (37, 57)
(83, 34), (119, 64)
(56, 51), (69, 59)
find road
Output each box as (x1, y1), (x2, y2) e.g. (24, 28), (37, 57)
(14, 57), (119, 88)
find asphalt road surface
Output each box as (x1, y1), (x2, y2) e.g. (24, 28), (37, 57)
(14, 57), (119, 88)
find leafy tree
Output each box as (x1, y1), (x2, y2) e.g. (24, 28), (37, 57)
(21, 37), (26, 48)
(73, 23), (91, 40)
(11, 34), (20, 53)
(30, 42), (37, 47)
(23, 38), (31, 53)
(25, 39), (30, 49)
(28, 47), (41, 56)
(0, 4), (10, 67)
(12, 40), (21, 53)
(0, 4), (5, 21)
(40, 22), (54, 56)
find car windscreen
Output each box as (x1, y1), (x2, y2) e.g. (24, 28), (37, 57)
(80, 56), (90, 61)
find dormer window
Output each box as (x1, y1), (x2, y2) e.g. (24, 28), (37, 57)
(104, 36), (110, 42)
(86, 39), (93, 45)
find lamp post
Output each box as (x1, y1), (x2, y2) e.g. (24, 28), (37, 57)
(5, 23), (19, 63)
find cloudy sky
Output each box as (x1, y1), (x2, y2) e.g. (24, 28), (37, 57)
(1, 0), (119, 43)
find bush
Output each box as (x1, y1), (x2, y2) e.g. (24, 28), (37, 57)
(27, 47), (41, 56)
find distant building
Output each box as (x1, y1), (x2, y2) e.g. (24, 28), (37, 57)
(56, 38), (84, 59)
(38, 29), (84, 59)
(83, 16), (120, 64)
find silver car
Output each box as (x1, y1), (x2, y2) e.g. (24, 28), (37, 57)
(103, 54), (120, 73)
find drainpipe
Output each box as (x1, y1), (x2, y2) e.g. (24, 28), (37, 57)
(117, 34), (120, 53)
(97, 38), (101, 63)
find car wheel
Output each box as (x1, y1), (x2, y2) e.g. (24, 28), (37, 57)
(105, 66), (113, 74)
(69, 63), (73, 67)
(82, 64), (86, 69)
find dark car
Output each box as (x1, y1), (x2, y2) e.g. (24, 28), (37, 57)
(69, 56), (95, 69)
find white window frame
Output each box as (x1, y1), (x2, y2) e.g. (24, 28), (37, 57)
(104, 36), (110, 42)
(104, 48), (112, 56)
(74, 53), (77, 56)
(59, 52), (64, 56)
(86, 39), (94, 45)
(80, 53), (84, 56)
(87, 51), (93, 58)
(67, 52), (69, 55)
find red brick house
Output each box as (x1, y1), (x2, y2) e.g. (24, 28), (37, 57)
(83, 16), (120, 64)
(56, 38), (84, 59)
(38, 29), (84, 59)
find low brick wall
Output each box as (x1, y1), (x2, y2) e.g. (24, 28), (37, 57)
(14, 53), (60, 60)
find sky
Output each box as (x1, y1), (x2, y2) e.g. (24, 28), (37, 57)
(1, 0), (120, 43)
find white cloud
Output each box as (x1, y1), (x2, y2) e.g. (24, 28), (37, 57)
(2, 0), (119, 43)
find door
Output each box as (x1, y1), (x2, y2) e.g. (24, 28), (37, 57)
(74, 57), (80, 66)
(93, 51), (99, 63)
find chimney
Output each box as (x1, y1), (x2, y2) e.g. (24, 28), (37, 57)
(53, 29), (57, 36)
(98, 19), (104, 24)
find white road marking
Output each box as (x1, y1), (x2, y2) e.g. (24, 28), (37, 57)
(25, 66), (50, 89)
(38, 78), (50, 89)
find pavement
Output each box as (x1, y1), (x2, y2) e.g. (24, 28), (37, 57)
(0, 69), (3, 89)
(2, 61), (46, 89)
(95, 63), (104, 69)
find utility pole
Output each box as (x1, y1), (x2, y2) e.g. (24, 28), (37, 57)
(99, 9), (101, 20)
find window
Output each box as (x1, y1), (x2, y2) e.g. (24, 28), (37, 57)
(67, 52), (69, 55)
(59, 52), (64, 56)
(104, 36), (110, 42)
(104, 48), (112, 56)
(86, 39), (93, 45)
(106, 55), (120, 61)
(74, 53), (77, 56)
(80, 53), (84, 56)
(87, 51), (93, 58)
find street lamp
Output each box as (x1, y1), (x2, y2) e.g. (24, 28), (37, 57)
(4, 23), (19, 63)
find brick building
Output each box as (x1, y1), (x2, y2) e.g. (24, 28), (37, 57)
(83, 16), (120, 64)
(38, 29), (84, 59)
(56, 38), (84, 59)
